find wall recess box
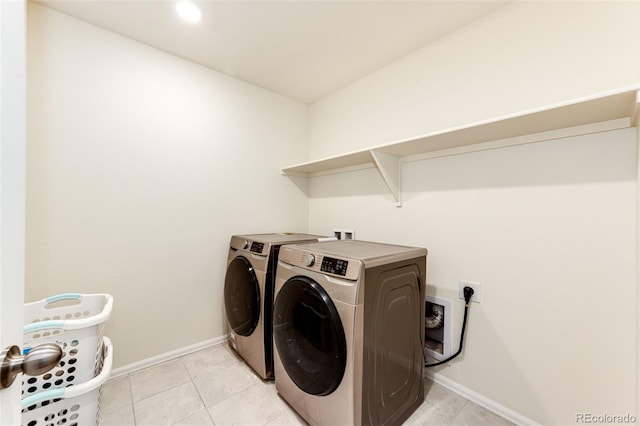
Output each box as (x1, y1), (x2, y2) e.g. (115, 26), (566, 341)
(332, 229), (355, 240)
(424, 295), (451, 362)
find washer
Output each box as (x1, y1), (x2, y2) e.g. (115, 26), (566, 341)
(273, 240), (427, 425)
(224, 233), (326, 380)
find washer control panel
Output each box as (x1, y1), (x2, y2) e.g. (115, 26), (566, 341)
(279, 246), (361, 280)
(320, 256), (348, 277)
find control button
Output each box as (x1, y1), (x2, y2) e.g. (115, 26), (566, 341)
(304, 253), (316, 267)
(242, 240), (249, 249)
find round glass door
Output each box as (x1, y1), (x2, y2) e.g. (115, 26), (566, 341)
(224, 256), (260, 336)
(273, 276), (346, 396)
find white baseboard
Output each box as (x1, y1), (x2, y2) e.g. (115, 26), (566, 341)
(425, 371), (540, 426)
(110, 335), (229, 379)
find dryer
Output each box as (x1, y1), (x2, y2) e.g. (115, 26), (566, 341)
(224, 233), (326, 380)
(273, 240), (427, 425)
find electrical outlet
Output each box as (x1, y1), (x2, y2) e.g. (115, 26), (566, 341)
(333, 230), (342, 240)
(459, 280), (481, 303)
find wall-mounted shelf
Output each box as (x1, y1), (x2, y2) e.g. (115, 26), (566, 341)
(282, 86), (640, 206)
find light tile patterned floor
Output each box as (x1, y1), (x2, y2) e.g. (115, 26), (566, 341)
(99, 343), (514, 426)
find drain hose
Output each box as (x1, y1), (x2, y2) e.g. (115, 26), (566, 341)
(425, 309), (444, 329)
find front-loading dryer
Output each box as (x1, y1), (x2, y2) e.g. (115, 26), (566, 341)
(273, 240), (427, 425)
(224, 233), (326, 380)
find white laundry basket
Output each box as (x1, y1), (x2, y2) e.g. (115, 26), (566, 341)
(22, 293), (113, 399)
(21, 336), (113, 426)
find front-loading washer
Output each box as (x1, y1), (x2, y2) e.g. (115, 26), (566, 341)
(273, 240), (427, 425)
(224, 233), (326, 380)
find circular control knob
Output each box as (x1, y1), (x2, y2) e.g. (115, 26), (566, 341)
(242, 240), (249, 249)
(304, 253), (316, 267)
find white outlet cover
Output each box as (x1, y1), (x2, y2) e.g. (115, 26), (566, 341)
(458, 280), (481, 303)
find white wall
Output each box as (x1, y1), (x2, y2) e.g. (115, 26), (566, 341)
(309, 0), (640, 160)
(306, 1), (640, 425)
(308, 129), (637, 425)
(26, 2), (309, 368)
(24, 0), (640, 423)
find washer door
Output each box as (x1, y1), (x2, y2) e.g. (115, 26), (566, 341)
(273, 276), (347, 396)
(224, 256), (260, 336)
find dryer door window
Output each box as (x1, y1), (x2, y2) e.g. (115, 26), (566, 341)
(224, 256), (260, 336)
(273, 276), (346, 396)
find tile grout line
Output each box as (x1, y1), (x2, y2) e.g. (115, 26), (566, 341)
(129, 360), (193, 406)
(451, 399), (471, 425)
(174, 356), (212, 426)
(127, 375), (138, 426)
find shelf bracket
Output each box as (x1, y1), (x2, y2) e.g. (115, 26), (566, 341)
(370, 149), (401, 207)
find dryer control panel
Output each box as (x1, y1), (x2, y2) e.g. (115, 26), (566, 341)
(279, 246), (361, 281)
(229, 235), (268, 256)
(250, 242), (265, 254)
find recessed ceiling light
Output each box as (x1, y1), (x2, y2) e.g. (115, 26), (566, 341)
(176, 1), (202, 23)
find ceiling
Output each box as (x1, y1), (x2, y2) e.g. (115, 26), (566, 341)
(35, 0), (510, 104)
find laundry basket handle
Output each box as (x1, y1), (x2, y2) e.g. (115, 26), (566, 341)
(45, 293), (82, 304)
(23, 294), (114, 333)
(21, 337), (113, 409)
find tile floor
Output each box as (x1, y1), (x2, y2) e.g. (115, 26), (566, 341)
(99, 342), (515, 426)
